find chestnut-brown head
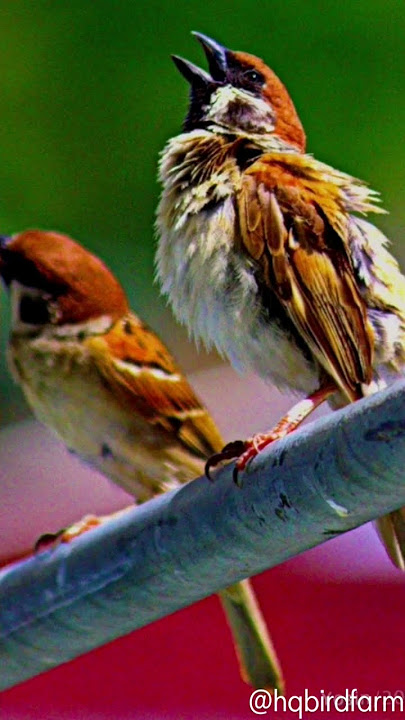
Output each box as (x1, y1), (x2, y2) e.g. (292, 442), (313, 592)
(0, 230), (128, 329)
(173, 33), (305, 151)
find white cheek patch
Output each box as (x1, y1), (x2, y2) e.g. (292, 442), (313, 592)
(206, 86), (276, 134)
(52, 314), (114, 338)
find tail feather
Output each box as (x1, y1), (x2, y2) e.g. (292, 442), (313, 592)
(376, 508), (405, 571)
(218, 579), (284, 693)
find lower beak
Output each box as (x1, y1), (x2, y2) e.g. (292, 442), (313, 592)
(172, 32), (228, 87)
(192, 32), (228, 81)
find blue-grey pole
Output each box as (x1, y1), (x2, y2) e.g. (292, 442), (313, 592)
(1, 380), (405, 691)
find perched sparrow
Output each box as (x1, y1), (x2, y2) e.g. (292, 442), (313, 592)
(0, 229), (282, 692)
(156, 33), (405, 569)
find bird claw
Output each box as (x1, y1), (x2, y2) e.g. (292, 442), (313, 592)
(34, 528), (67, 554)
(205, 440), (247, 480)
(205, 433), (279, 485)
(232, 433), (277, 485)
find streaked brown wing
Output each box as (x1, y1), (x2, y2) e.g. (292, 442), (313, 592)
(86, 312), (224, 457)
(238, 158), (374, 400)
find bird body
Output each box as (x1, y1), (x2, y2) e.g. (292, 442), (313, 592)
(156, 33), (405, 567)
(158, 131), (405, 399)
(0, 229), (282, 691)
(8, 312), (211, 499)
(158, 131), (317, 395)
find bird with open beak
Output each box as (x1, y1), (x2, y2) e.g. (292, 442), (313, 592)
(0, 228), (283, 692)
(156, 33), (405, 569)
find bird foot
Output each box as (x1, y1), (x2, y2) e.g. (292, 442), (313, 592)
(205, 433), (279, 486)
(205, 440), (247, 481)
(232, 430), (281, 482)
(34, 509), (132, 553)
(205, 383), (336, 486)
(34, 515), (101, 552)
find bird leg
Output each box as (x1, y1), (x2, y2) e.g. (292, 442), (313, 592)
(205, 382), (336, 484)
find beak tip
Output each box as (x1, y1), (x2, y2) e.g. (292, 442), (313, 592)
(190, 31), (228, 80)
(191, 31), (221, 47)
(190, 30), (204, 41)
(171, 53), (182, 67)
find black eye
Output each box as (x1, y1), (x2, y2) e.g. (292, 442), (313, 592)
(19, 295), (51, 325)
(244, 70), (262, 83)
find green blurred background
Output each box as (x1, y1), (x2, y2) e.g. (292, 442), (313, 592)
(1, 0), (404, 424)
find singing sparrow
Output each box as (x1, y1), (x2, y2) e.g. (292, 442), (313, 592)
(156, 33), (405, 569)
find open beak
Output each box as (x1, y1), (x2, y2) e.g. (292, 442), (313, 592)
(172, 32), (228, 87)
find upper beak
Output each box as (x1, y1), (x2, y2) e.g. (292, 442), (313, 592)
(172, 32), (228, 86)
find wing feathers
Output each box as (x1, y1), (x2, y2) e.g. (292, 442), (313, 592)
(238, 157), (375, 399)
(86, 313), (224, 457)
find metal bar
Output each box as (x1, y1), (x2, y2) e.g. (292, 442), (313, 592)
(1, 380), (405, 690)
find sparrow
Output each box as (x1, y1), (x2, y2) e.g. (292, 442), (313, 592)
(0, 229), (283, 692)
(156, 32), (405, 570)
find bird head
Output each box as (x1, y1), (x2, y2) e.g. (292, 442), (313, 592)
(0, 230), (128, 332)
(173, 32), (305, 151)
